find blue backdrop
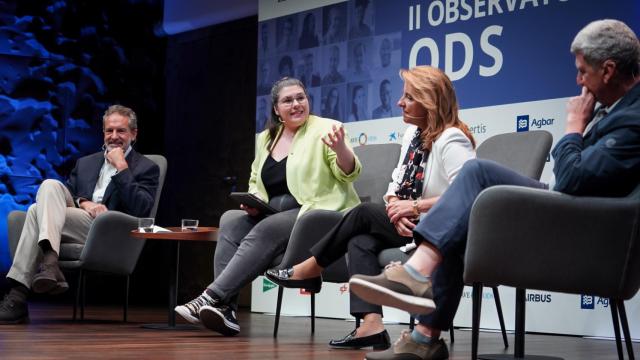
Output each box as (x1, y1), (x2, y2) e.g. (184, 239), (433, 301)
(0, 0), (164, 273)
(256, 0), (640, 128)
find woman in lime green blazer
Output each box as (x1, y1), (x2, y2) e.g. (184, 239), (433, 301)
(175, 77), (361, 336)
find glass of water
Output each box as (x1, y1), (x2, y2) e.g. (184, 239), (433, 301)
(138, 217), (154, 233)
(181, 219), (199, 231)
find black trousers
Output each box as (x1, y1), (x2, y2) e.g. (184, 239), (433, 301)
(310, 202), (409, 317)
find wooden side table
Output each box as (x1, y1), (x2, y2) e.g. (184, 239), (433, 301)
(131, 227), (218, 330)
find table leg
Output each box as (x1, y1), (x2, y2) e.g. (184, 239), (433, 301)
(142, 241), (199, 330)
(168, 241), (179, 327)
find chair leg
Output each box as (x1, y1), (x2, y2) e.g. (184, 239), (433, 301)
(471, 283), (483, 360)
(310, 292), (315, 334)
(409, 315), (415, 330)
(610, 299), (624, 360)
(73, 270), (83, 321)
(80, 272), (86, 321)
(514, 288), (526, 358)
(616, 299), (635, 360)
(123, 275), (130, 323)
(273, 286), (284, 338)
(449, 326), (455, 343)
(491, 286), (509, 348)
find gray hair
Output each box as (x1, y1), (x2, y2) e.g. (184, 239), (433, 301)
(103, 104), (138, 130)
(571, 19), (640, 78)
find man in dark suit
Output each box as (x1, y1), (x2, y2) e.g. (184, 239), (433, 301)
(349, 19), (640, 360)
(0, 104), (159, 324)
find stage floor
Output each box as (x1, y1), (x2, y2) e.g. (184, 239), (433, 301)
(0, 301), (635, 359)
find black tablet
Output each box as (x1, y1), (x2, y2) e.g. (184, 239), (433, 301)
(229, 192), (278, 215)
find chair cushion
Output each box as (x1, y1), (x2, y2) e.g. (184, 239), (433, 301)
(378, 248), (411, 267)
(270, 253), (284, 268)
(59, 243), (84, 261)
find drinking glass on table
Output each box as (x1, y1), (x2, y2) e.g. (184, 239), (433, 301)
(181, 219), (199, 231)
(138, 217), (155, 232)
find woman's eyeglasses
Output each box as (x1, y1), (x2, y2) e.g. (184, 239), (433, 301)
(279, 94), (307, 107)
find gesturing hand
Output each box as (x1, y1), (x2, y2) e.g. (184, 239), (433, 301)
(321, 124), (348, 152)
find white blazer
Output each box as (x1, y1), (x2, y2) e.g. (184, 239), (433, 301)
(383, 125), (476, 220)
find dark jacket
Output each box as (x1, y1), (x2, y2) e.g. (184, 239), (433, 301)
(553, 82), (640, 197)
(66, 149), (160, 217)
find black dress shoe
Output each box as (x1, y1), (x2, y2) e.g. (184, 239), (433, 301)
(265, 268), (322, 293)
(329, 329), (391, 350)
(0, 294), (29, 324)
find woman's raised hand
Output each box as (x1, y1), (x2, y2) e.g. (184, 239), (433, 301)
(321, 124), (348, 151)
(322, 124), (356, 174)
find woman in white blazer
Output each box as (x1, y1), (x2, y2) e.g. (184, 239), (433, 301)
(267, 66), (476, 350)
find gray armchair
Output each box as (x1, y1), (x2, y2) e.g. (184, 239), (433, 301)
(7, 154), (167, 322)
(270, 143), (401, 337)
(464, 183), (640, 360)
(376, 130), (552, 345)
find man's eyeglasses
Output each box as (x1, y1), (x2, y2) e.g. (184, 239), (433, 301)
(279, 94), (307, 107)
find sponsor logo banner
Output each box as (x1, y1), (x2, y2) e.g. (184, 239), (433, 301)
(263, 278), (277, 292)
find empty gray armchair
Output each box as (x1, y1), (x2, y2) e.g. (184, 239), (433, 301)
(7, 154), (168, 322)
(464, 183), (640, 360)
(270, 143), (401, 337)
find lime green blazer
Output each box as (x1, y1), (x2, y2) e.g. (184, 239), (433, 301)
(248, 115), (362, 217)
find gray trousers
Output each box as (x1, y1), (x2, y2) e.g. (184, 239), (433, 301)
(208, 208), (299, 308)
(7, 179), (93, 289)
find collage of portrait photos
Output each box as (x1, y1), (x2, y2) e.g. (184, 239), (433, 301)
(256, 0), (402, 132)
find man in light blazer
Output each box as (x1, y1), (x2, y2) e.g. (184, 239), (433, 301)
(0, 104), (159, 324)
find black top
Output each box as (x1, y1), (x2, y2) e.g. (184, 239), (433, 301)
(261, 155), (291, 199)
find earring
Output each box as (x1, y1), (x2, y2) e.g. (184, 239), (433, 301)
(277, 116), (284, 123)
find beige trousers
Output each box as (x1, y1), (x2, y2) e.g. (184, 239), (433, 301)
(7, 179), (93, 288)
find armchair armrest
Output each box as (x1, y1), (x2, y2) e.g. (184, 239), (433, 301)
(464, 185), (640, 300)
(80, 211), (143, 275)
(275, 209), (343, 269)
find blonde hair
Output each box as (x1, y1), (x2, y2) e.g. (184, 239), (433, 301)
(399, 66), (475, 150)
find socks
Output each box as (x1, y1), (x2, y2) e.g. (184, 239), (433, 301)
(403, 263), (430, 283)
(411, 329), (435, 345)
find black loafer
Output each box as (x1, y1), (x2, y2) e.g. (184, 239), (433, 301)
(265, 268), (322, 293)
(329, 329), (391, 350)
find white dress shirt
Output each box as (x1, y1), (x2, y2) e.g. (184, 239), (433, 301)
(91, 146), (132, 203)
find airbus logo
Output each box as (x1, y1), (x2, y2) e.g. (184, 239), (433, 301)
(526, 293), (552, 303)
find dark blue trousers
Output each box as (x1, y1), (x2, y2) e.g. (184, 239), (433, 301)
(414, 159), (547, 329)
